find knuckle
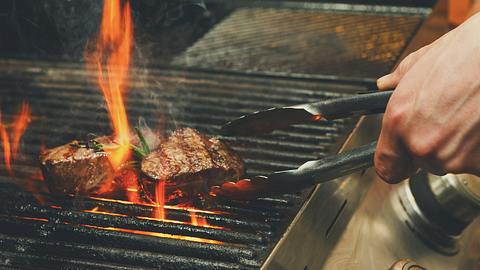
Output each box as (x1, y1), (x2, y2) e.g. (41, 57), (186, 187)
(404, 130), (446, 160)
(384, 105), (408, 128)
(406, 137), (437, 159)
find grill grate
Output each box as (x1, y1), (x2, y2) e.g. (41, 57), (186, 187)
(173, 8), (424, 78)
(0, 59), (372, 269)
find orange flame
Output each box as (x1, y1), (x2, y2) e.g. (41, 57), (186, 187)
(11, 101), (31, 159)
(0, 123), (12, 175)
(126, 184), (140, 203)
(312, 114), (322, 121)
(122, 169), (140, 203)
(86, 0), (133, 169)
(84, 203), (221, 230)
(190, 210), (208, 227)
(88, 196), (225, 215)
(153, 180), (166, 220)
(0, 102), (31, 175)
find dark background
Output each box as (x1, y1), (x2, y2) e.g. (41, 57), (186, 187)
(0, 0), (436, 62)
(0, 0), (228, 62)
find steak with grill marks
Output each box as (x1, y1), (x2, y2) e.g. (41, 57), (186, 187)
(39, 122), (160, 196)
(141, 128), (244, 189)
(40, 136), (116, 195)
(40, 128), (243, 201)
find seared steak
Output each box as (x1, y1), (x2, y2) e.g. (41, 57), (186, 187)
(40, 128), (243, 203)
(141, 128), (244, 187)
(40, 136), (116, 195)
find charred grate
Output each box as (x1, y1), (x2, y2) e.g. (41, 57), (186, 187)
(0, 59), (373, 269)
(173, 8), (424, 78)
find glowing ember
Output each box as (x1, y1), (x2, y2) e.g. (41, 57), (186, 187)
(190, 210), (208, 227)
(84, 225), (224, 245)
(85, 207), (127, 217)
(85, 205), (222, 229)
(121, 169), (140, 203)
(16, 216), (49, 223)
(126, 186), (140, 202)
(153, 180), (166, 220)
(312, 114), (322, 121)
(88, 196), (225, 215)
(86, 0), (133, 169)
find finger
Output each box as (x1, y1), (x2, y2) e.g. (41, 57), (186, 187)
(377, 44), (433, 90)
(377, 73), (398, 90)
(375, 116), (417, 184)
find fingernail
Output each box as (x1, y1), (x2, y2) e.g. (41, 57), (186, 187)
(377, 73), (393, 90)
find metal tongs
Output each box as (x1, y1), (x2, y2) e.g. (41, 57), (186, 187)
(211, 90), (393, 200)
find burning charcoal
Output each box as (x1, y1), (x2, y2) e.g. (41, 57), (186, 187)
(141, 128), (244, 204)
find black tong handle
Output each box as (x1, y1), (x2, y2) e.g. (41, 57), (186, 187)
(304, 90), (393, 120)
(264, 141), (377, 194)
(221, 90), (393, 136)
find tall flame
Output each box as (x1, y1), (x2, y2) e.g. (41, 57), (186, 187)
(80, 0), (216, 231)
(12, 101), (31, 159)
(86, 0), (133, 169)
(0, 103), (31, 175)
(0, 122), (12, 175)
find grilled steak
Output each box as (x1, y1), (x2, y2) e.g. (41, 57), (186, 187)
(142, 128), (244, 185)
(40, 136), (116, 195)
(39, 121), (160, 197)
(40, 127), (243, 203)
(141, 128), (244, 203)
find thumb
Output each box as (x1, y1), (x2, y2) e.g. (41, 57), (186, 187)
(377, 73), (397, 91)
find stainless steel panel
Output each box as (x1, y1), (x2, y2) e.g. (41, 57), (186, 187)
(322, 173), (480, 270)
(263, 114), (383, 270)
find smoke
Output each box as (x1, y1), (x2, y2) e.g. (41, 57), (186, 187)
(127, 0), (211, 134)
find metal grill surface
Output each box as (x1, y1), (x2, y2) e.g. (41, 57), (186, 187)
(0, 59), (374, 269)
(173, 8), (424, 78)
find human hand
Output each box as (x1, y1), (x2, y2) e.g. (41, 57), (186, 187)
(374, 13), (480, 183)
